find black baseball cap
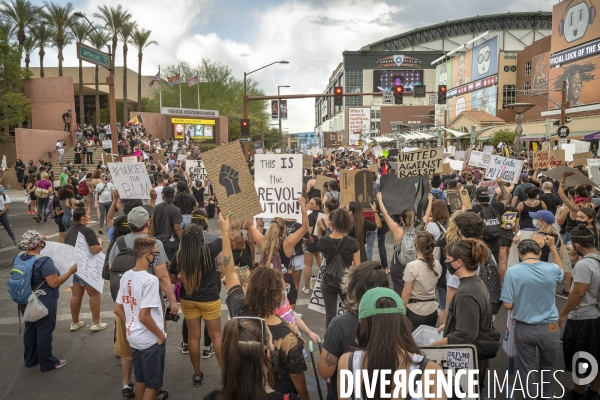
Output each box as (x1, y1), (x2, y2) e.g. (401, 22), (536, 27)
(163, 186), (175, 202)
(474, 187), (491, 198)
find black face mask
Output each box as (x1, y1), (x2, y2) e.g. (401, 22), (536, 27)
(574, 244), (584, 257)
(445, 261), (457, 275)
(40, 240), (46, 250)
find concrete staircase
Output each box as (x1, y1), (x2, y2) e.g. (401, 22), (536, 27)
(60, 146), (111, 166)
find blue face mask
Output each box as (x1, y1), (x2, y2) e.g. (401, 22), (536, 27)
(0, 188), (4, 194)
(533, 219), (540, 228)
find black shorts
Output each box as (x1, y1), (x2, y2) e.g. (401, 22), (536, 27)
(499, 230), (515, 247)
(563, 317), (600, 372)
(283, 273), (298, 306)
(131, 342), (166, 389)
(54, 216), (66, 233)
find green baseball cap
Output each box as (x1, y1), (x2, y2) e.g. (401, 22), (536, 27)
(358, 287), (405, 319)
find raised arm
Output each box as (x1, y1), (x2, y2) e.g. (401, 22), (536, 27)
(558, 172), (579, 213)
(283, 198), (308, 256)
(377, 192), (404, 242)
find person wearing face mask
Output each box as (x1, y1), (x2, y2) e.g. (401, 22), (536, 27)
(525, 210), (563, 263)
(0, 185), (18, 247)
(14, 230), (77, 371)
(575, 207), (600, 250)
(559, 223), (600, 400)
(64, 204), (106, 332)
(114, 237), (167, 400)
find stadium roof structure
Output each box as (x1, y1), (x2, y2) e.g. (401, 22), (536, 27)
(360, 11), (552, 52)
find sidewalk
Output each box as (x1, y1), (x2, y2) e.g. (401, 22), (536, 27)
(4, 189), (28, 202)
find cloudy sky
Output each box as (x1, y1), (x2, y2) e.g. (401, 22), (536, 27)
(27, 0), (554, 133)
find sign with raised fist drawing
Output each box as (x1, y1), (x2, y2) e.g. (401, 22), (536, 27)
(202, 140), (262, 226)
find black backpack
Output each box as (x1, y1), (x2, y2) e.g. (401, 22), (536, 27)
(322, 236), (350, 290)
(479, 203), (501, 241)
(109, 237), (136, 302)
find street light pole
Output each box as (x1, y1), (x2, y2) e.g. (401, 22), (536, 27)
(74, 12), (118, 155)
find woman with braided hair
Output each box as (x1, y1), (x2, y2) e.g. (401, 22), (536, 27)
(168, 214), (231, 387)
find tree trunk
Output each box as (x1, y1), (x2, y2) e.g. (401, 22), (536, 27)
(95, 65), (100, 125)
(79, 59), (85, 125)
(123, 43), (128, 124)
(137, 52), (142, 111)
(112, 35), (117, 71)
(39, 49), (45, 77)
(58, 44), (63, 76)
(25, 56), (30, 69)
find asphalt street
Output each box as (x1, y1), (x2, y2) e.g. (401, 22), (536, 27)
(0, 196), (575, 400)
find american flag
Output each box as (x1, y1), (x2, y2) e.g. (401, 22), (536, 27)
(167, 74), (181, 86)
(149, 71), (160, 87)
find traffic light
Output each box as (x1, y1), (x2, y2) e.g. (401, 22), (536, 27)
(334, 87), (343, 106)
(394, 85), (404, 104)
(241, 119), (250, 136)
(438, 85), (447, 104)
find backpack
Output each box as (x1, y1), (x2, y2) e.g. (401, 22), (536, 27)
(9, 253), (43, 305)
(430, 189), (442, 200)
(479, 203), (501, 241)
(400, 229), (417, 266)
(46, 196), (56, 219)
(229, 221), (248, 251)
(109, 237), (136, 302)
(322, 236), (350, 290)
(78, 179), (89, 196)
(464, 184), (477, 200)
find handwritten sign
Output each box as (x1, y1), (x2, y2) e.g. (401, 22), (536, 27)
(485, 155), (522, 184)
(303, 155), (313, 170)
(340, 170), (374, 209)
(396, 147), (443, 178)
(102, 140), (112, 149)
(588, 159), (600, 185)
(177, 153), (187, 161)
(533, 151), (549, 169)
(445, 158), (465, 172)
(468, 151), (491, 169)
(446, 350), (471, 369)
(442, 163), (451, 175)
(549, 150), (566, 168)
(41, 241), (75, 287)
(101, 153), (118, 165)
(255, 155), (303, 221)
(419, 345), (479, 400)
(478, 180), (499, 196)
(186, 160), (207, 185)
(107, 162), (152, 199)
(121, 156), (137, 163)
(74, 232), (104, 293)
(315, 175), (335, 191)
(572, 152), (593, 166)
(483, 145), (494, 153)
(308, 266), (344, 316)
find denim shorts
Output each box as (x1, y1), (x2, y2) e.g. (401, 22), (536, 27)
(131, 342), (166, 389)
(73, 274), (90, 286)
(289, 254), (305, 271)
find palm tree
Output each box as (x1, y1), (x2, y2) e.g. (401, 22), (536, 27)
(41, 1), (74, 76)
(0, 19), (16, 42)
(89, 29), (110, 125)
(93, 5), (131, 71)
(129, 27), (157, 111)
(119, 20), (136, 123)
(22, 33), (34, 68)
(29, 24), (53, 77)
(70, 20), (90, 125)
(0, 0), (39, 62)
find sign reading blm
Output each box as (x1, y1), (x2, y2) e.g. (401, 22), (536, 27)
(254, 154), (303, 221)
(107, 162), (152, 199)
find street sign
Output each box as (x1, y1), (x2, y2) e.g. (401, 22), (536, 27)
(77, 42), (110, 69)
(557, 125), (570, 138)
(239, 137), (252, 143)
(383, 91), (393, 105)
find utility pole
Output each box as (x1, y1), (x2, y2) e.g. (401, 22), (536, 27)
(560, 80), (567, 125)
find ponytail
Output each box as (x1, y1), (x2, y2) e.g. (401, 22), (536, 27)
(445, 238), (488, 271)
(416, 231), (438, 277)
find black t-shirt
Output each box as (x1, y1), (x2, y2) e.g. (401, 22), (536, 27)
(348, 218), (377, 245)
(269, 320), (308, 395)
(167, 238), (222, 302)
(153, 203), (183, 241)
(540, 192), (561, 215)
(471, 201), (505, 218)
(322, 312), (359, 400)
(233, 243), (254, 269)
(203, 391), (300, 400)
(285, 221), (309, 257)
(27, 165), (37, 174)
(68, 177), (79, 195)
(316, 236), (360, 266)
(65, 223), (100, 248)
(174, 192), (197, 215)
(192, 186), (205, 205)
(226, 285), (249, 317)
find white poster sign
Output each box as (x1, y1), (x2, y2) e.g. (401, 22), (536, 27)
(186, 160), (207, 185)
(74, 232), (104, 293)
(102, 140), (112, 149)
(107, 162), (152, 199)
(468, 151), (491, 169)
(483, 145), (494, 154)
(484, 155), (522, 184)
(445, 158), (465, 172)
(121, 156), (137, 163)
(571, 140), (591, 154)
(177, 153), (187, 161)
(588, 159), (600, 185)
(41, 241), (75, 287)
(372, 145), (383, 157)
(454, 151), (467, 161)
(308, 266), (344, 315)
(348, 108), (370, 134)
(254, 154), (303, 221)
(419, 345), (479, 400)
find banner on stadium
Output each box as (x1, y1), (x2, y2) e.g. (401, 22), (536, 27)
(254, 154), (303, 221)
(484, 155), (523, 184)
(396, 147), (443, 178)
(186, 160), (207, 185)
(107, 162), (153, 199)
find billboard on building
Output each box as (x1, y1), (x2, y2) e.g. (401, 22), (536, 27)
(471, 36), (499, 81)
(172, 118), (215, 142)
(348, 108), (370, 134)
(446, 86), (497, 120)
(531, 52), (551, 94)
(551, 0), (600, 54)
(372, 70), (424, 93)
(548, 54), (600, 109)
(436, 60), (453, 88)
(452, 51), (472, 88)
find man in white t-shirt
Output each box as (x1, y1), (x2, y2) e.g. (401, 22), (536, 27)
(95, 175), (114, 235)
(153, 174), (165, 206)
(114, 236), (166, 400)
(56, 139), (65, 165)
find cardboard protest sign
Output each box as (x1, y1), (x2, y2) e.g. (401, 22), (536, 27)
(303, 155), (313, 170)
(478, 180), (499, 196)
(442, 163), (451, 175)
(533, 151), (549, 169)
(254, 154), (303, 221)
(101, 153), (118, 164)
(571, 152), (593, 166)
(446, 190), (463, 212)
(588, 159), (600, 185)
(420, 345), (478, 400)
(121, 155), (137, 163)
(369, 163), (378, 174)
(186, 160), (207, 185)
(549, 150), (566, 168)
(380, 174), (429, 217)
(308, 266), (344, 316)
(107, 162), (152, 199)
(201, 140), (262, 226)
(74, 232), (104, 293)
(151, 152), (165, 163)
(484, 155), (522, 184)
(340, 170), (374, 209)
(41, 242), (75, 287)
(460, 188), (473, 210)
(396, 147), (443, 178)
(102, 140), (112, 149)
(542, 166), (599, 188)
(315, 175), (335, 191)
(468, 151), (491, 169)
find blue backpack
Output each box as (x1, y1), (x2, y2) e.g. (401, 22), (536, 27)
(9, 253), (43, 305)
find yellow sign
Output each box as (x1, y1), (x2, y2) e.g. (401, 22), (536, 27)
(171, 118), (216, 125)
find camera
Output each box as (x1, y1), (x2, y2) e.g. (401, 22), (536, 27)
(164, 306), (180, 322)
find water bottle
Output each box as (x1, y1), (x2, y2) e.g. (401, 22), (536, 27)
(170, 235), (175, 242)
(310, 276), (316, 289)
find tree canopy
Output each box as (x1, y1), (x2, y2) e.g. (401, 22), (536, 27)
(489, 128), (516, 147)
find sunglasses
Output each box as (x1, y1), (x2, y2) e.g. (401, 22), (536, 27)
(232, 316), (266, 347)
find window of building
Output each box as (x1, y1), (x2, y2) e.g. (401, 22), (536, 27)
(503, 85), (516, 108)
(345, 69), (363, 107)
(524, 82), (531, 95)
(525, 62), (532, 76)
(370, 109), (381, 119)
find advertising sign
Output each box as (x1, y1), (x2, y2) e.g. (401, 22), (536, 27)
(172, 118), (216, 142)
(551, 0), (600, 54)
(271, 100), (279, 119)
(372, 70), (424, 93)
(532, 52), (551, 93)
(375, 54), (422, 68)
(446, 75), (498, 98)
(436, 60), (453, 88)
(551, 38), (600, 67)
(452, 51), (472, 87)
(471, 36), (499, 81)
(348, 108), (370, 134)
(447, 86), (497, 119)
(549, 55), (600, 110)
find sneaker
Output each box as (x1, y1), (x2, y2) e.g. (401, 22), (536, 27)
(201, 346), (214, 359)
(55, 360), (67, 369)
(34, 215), (40, 223)
(70, 321), (84, 331)
(156, 389), (169, 400)
(13, 241), (18, 246)
(301, 287), (310, 295)
(296, 313), (303, 319)
(98, 229), (103, 234)
(90, 322), (108, 331)
(122, 383), (135, 398)
(179, 342), (189, 354)
(193, 372), (204, 386)
(90, 220), (97, 224)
